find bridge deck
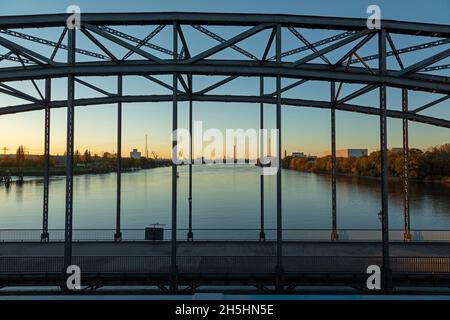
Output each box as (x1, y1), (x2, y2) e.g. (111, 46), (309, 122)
(0, 241), (449, 275)
(1, 241), (449, 257)
(0, 241), (449, 291)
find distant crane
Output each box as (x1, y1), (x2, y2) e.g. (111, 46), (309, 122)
(145, 134), (149, 159)
(151, 151), (159, 160)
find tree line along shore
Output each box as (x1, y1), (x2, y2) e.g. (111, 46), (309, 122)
(1, 144), (449, 182)
(0, 148), (171, 177)
(282, 144), (450, 183)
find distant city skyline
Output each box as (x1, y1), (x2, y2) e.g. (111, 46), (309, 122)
(2, 141), (447, 161)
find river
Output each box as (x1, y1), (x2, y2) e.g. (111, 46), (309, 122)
(1, 165), (449, 231)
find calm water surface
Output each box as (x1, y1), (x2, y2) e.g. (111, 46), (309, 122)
(1, 165), (450, 230)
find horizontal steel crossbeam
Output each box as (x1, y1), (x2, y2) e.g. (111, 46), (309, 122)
(0, 28), (110, 61)
(0, 60), (447, 93)
(349, 38), (450, 65)
(1, 93), (449, 128)
(192, 25), (258, 60)
(0, 13), (449, 37)
(97, 25), (178, 59)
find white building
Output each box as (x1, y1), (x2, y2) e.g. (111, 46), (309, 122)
(324, 148), (368, 158)
(292, 152), (305, 158)
(345, 149), (368, 158)
(130, 149), (141, 159)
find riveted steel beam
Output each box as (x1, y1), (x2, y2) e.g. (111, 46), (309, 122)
(379, 29), (391, 293)
(115, 75), (122, 242)
(1, 93), (450, 128)
(0, 61), (448, 93)
(41, 78), (51, 242)
(63, 27), (75, 281)
(0, 13), (449, 37)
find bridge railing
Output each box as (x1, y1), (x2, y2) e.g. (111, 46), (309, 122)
(0, 228), (449, 242)
(0, 256), (449, 274)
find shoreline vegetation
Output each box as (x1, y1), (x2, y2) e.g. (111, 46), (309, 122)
(1, 144), (449, 184)
(282, 143), (450, 183)
(0, 148), (171, 179)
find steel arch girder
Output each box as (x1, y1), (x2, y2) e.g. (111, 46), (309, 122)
(0, 61), (448, 94)
(0, 13), (449, 37)
(1, 94), (448, 129)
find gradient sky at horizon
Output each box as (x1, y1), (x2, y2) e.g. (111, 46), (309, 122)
(0, 0), (449, 158)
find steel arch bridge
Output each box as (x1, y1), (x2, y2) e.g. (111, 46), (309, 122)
(0, 12), (449, 294)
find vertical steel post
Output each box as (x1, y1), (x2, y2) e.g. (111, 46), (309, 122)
(115, 75), (123, 241)
(259, 76), (265, 241)
(379, 29), (391, 293)
(331, 81), (338, 241)
(41, 78), (51, 242)
(170, 21), (178, 293)
(275, 24), (283, 291)
(187, 77), (193, 241)
(64, 27), (75, 277)
(402, 89), (411, 241)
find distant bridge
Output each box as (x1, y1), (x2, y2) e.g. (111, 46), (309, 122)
(0, 12), (449, 294)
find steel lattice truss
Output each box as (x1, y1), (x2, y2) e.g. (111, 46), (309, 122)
(0, 12), (449, 293)
(0, 13), (448, 127)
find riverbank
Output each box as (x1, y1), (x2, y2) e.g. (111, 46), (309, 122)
(288, 168), (450, 184)
(0, 159), (172, 178)
(283, 144), (450, 184)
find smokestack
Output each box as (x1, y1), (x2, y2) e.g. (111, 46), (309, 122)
(145, 134), (148, 159)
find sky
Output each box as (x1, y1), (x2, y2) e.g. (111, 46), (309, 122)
(0, 0), (449, 158)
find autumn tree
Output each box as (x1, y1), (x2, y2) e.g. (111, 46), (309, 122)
(83, 149), (92, 163)
(74, 150), (81, 164)
(15, 145), (25, 167)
